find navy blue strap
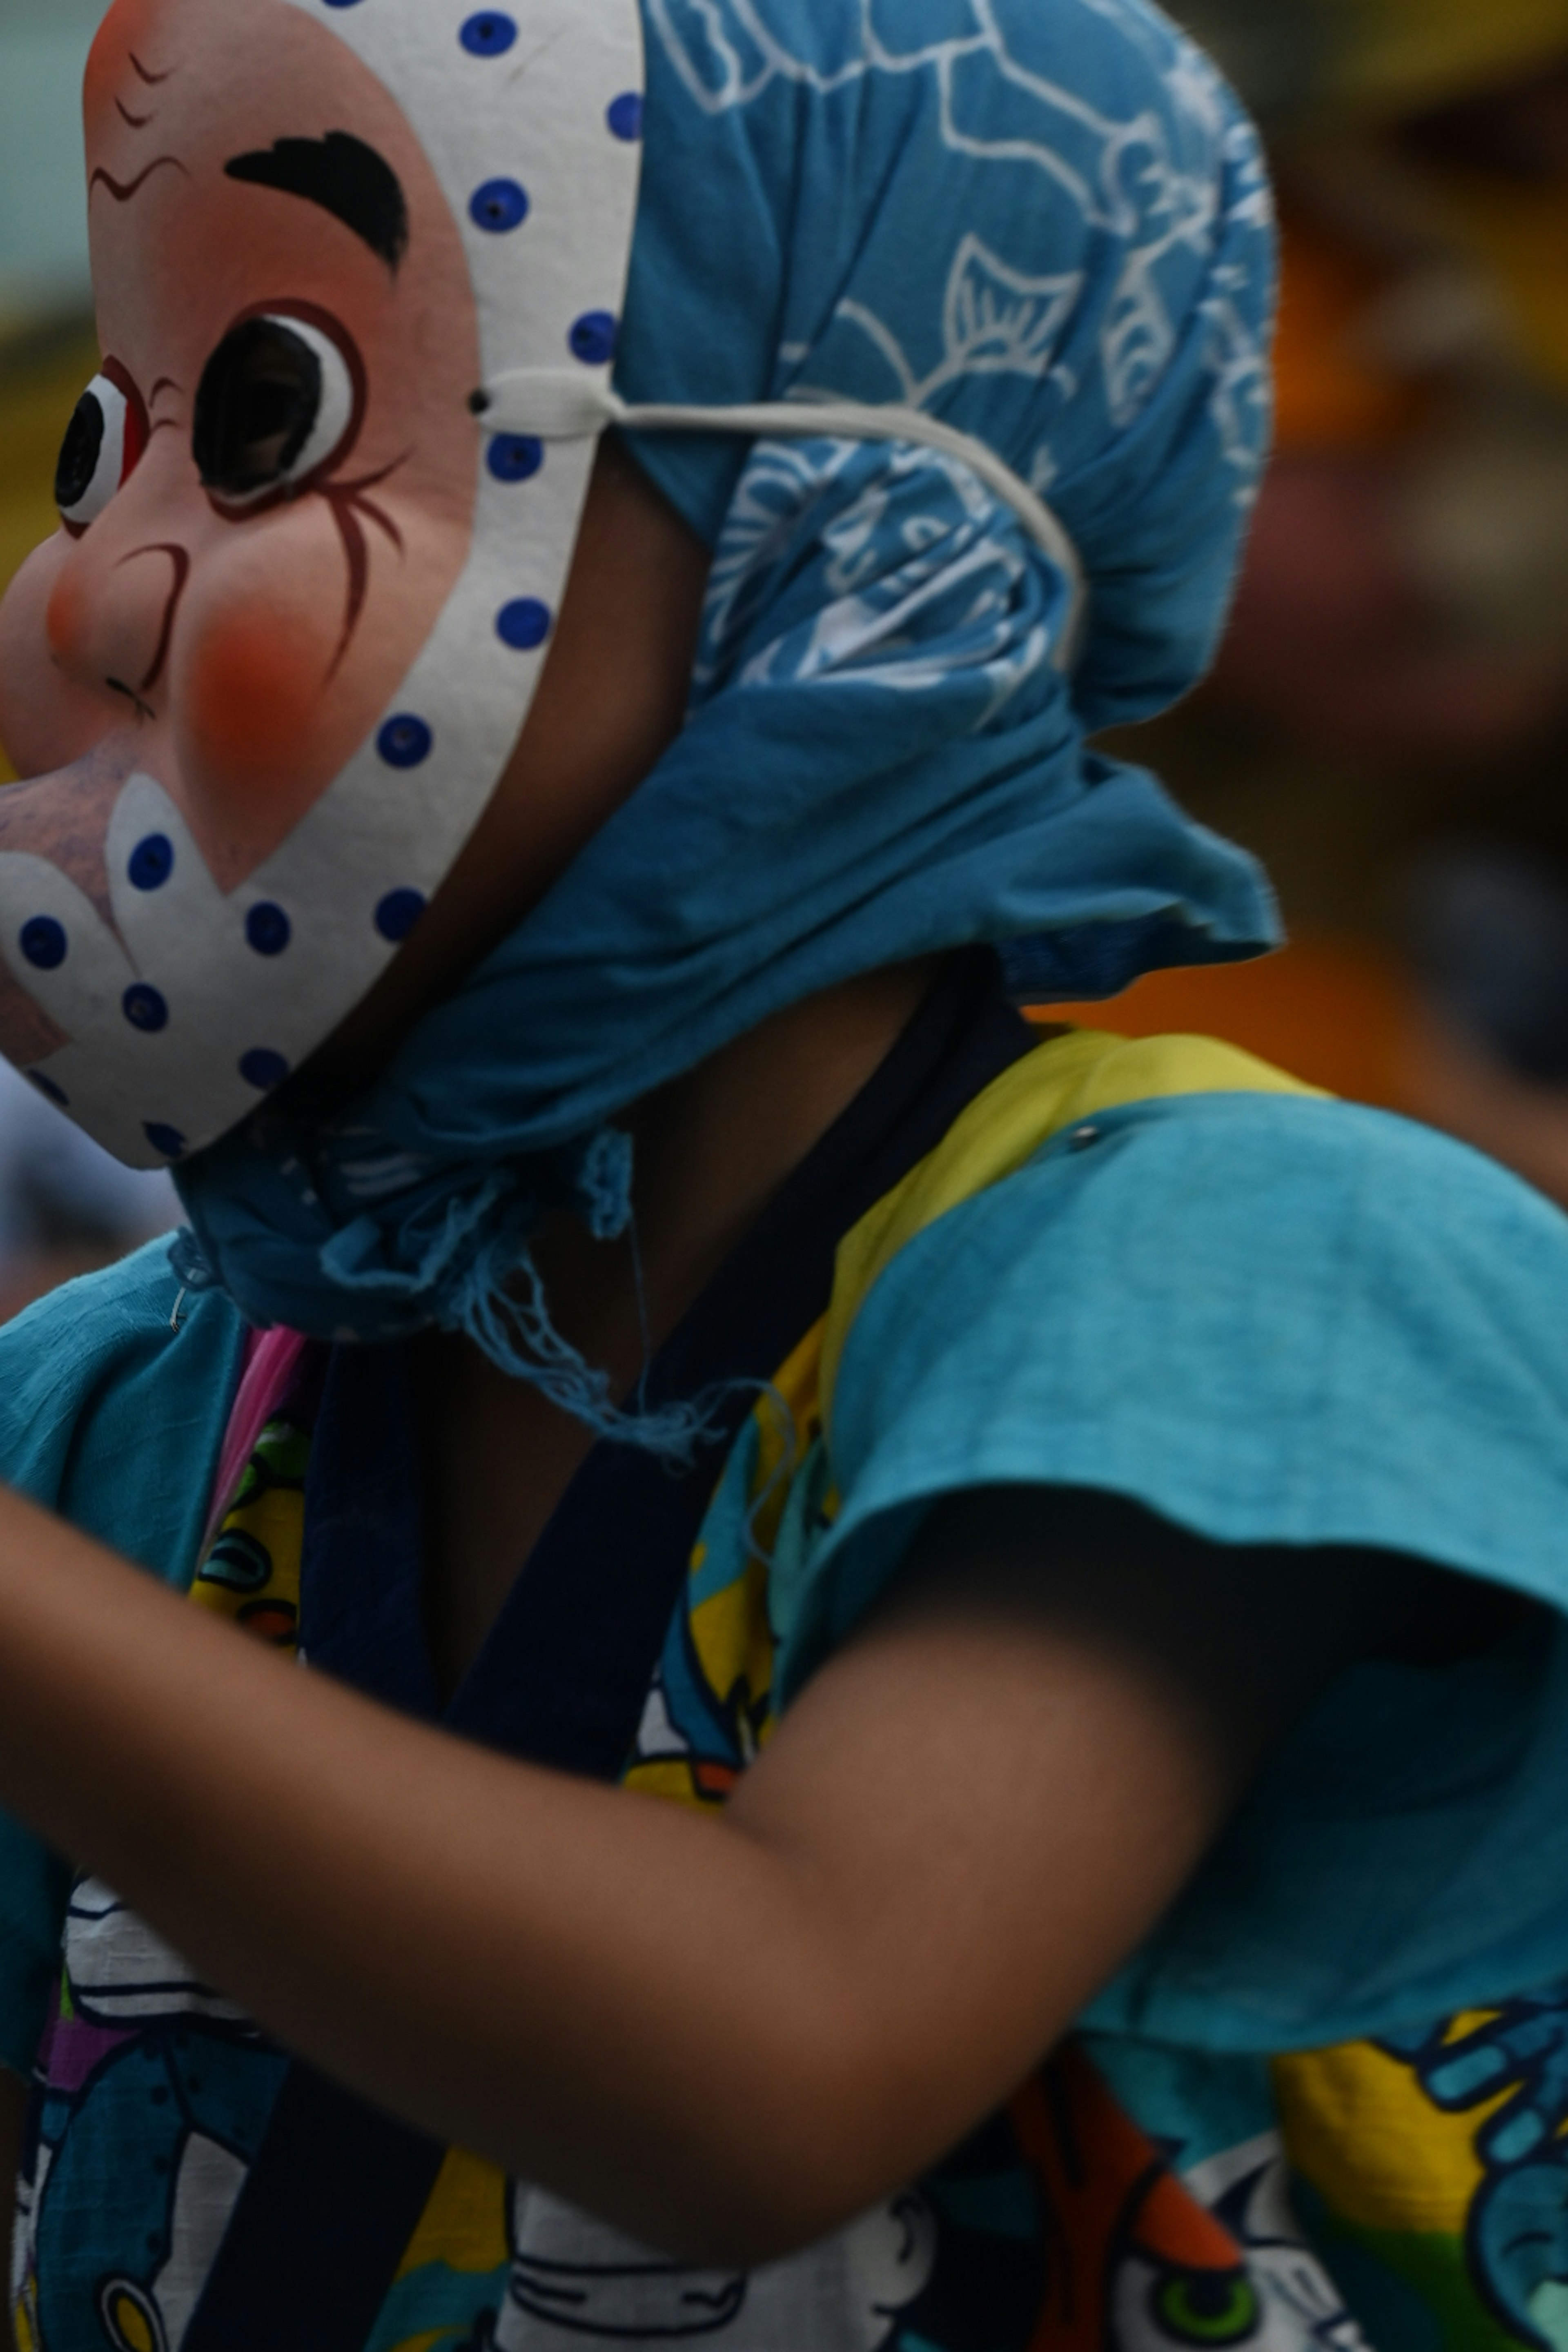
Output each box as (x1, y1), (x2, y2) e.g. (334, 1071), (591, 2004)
(453, 956), (1038, 1769)
(184, 951), (1036, 2350)
(182, 2072), (445, 2352)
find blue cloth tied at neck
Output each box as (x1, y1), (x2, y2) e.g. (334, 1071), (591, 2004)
(177, 0), (1282, 1418)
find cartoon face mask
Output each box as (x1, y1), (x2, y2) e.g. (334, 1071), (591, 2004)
(0, 0), (1080, 1173)
(0, 0), (646, 1167)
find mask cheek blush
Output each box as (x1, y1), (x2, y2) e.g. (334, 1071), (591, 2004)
(44, 567), (88, 670)
(176, 604), (331, 878)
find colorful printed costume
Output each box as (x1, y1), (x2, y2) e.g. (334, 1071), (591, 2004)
(3, 0), (1568, 2347)
(9, 965), (1568, 2348)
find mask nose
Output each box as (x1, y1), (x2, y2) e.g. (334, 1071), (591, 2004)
(45, 520), (191, 719)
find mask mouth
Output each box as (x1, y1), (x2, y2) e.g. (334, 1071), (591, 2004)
(193, 312), (363, 513)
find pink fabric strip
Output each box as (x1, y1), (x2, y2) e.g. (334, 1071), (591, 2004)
(203, 1326), (311, 1551)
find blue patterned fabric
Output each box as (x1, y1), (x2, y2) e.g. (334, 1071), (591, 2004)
(178, 0), (1281, 1363)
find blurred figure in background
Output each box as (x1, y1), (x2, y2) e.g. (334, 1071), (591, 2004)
(1063, 0), (1568, 1211)
(1193, 0), (1568, 766)
(0, 1057), (176, 1323)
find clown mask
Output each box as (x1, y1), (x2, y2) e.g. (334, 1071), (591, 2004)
(0, 0), (645, 1167)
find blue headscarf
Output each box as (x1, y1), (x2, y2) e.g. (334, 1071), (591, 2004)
(177, 0), (1281, 1413)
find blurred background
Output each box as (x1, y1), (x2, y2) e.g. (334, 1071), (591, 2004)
(1055, 0), (1568, 1204)
(1, 0), (1568, 1319)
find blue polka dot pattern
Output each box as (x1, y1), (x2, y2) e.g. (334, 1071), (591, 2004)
(497, 598), (553, 651)
(145, 1123), (186, 1159)
(376, 889), (428, 944)
(378, 715), (434, 769)
(122, 984), (169, 1033)
(20, 917), (67, 972)
(461, 11), (517, 55)
(607, 93), (644, 140)
(488, 435), (544, 485)
(246, 903), (292, 958)
(470, 179), (529, 234)
(569, 311), (618, 366)
(241, 1049), (291, 1091)
(128, 833), (175, 892)
(26, 1071), (67, 1107)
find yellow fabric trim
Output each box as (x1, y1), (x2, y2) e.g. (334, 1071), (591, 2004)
(394, 2145), (510, 2278)
(819, 1028), (1327, 1426)
(1274, 2039), (1503, 2233)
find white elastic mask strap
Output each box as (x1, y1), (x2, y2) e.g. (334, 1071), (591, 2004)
(478, 370), (1088, 673)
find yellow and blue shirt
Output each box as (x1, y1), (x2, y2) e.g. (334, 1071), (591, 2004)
(7, 958), (1568, 2350)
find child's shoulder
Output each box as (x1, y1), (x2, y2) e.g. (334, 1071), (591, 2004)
(841, 1023), (1566, 1372)
(0, 1238), (249, 1583)
(794, 1037), (1568, 1686)
(0, 1236), (242, 1421)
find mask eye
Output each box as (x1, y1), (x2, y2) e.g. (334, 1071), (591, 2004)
(55, 360), (149, 534)
(193, 313), (360, 509)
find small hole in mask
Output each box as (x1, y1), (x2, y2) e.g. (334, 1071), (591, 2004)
(123, 983), (170, 1033)
(194, 315), (356, 503)
(129, 833), (176, 892)
(20, 917), (67, 972)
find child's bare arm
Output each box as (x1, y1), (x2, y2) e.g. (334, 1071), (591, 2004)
(0, 1479), (1477, 2265)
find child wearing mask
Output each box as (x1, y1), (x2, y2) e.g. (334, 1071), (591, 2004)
(0, 2), (1565, 2348)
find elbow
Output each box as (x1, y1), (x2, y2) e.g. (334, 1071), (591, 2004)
(615, 2054), (933, 2272)
(651, 2185), (889, 2276)
(659, 2186), (859, 2276)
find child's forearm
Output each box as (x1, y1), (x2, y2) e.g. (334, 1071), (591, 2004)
(0, 1487), (876, 2260)
(0, 1482), (1302, 2264)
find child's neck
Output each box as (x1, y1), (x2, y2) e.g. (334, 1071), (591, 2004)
(412, 955), (946, 1696)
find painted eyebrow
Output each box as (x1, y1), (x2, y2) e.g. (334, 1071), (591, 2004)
(91, 156), (189, 204)
(224, 132), (408, 271)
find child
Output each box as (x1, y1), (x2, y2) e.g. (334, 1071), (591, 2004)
(0, 1), (1566, 2347)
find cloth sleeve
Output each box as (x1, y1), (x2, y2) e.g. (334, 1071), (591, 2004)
(0, 1243), (247, 2075)
(775, 1091), (1568, 2053)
